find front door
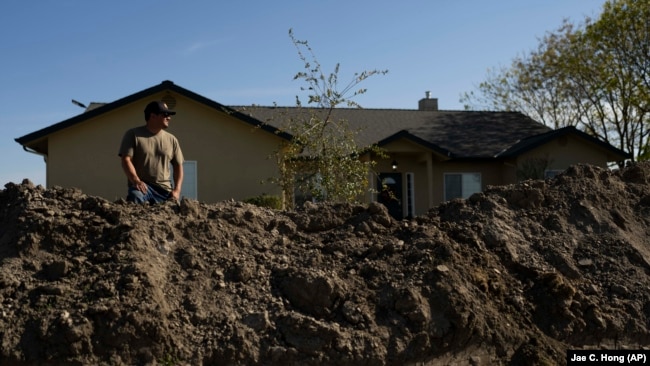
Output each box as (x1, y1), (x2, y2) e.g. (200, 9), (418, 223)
(378, 173), (402, 220)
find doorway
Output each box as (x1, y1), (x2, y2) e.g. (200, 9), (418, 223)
(378, 173), (402, 220)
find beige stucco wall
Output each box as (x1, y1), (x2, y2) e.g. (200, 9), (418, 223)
(42, 93), (621, 214)
(373, 153), (431, 218)
(376, 133), (617, 217)
(46, 92), (284, 203)
(431, 161), (506, 205)
(377, 139), (438, 217)
(378, 141), (516, 217)
(517, 134), (612, 170)
(48, 104), (132, 201)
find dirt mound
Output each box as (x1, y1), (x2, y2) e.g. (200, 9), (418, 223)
(0, 163), (649, 365)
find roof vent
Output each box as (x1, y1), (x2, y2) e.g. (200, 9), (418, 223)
(161, 93), (177, 110)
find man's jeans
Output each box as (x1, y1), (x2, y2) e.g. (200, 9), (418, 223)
(127, 183), (171, 204)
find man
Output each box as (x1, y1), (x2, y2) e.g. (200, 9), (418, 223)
(119, 101), (184, 204)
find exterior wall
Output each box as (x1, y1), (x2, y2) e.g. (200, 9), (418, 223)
(42, 94), (620, 214)
(517, 135), (612, 171)
(376, 139), (517, 216)
(373, 157), (510, 216)
(432, 161), (506, 205)
(46, 92), (284, 203)
(374, 153), (432, 218)
(48, 104), (134, 201)
(376, 134), (612, 215)
(376, 139), (436, 217)
(171, 97), (283, 203)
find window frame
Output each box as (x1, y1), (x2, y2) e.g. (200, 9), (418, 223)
(443, 172), (481, 201)
(544, 169), (564, 179)
(171, 160), (198, 200)
(406, 172), (415, 218)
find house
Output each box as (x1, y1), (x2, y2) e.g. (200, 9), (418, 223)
(15, 80), (631, 219)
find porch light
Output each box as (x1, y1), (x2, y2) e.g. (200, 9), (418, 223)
(391, 160), (398, 171)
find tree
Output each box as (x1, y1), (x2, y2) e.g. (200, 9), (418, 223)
(579, 0), (650, 160)
(461, 0), (649, 163)
(272, 29), (388, 208)
(461, 21), (587, 130)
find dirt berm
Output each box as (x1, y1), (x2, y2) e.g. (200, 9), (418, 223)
(1, 163), (649, 365)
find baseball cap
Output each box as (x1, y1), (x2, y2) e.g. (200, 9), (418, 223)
(144, 101), (176, 116)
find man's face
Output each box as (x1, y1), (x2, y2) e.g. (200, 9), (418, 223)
(154, 104), (172, 129)
(159, 111), (172, 129)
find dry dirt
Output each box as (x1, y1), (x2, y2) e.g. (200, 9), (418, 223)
(1, 162), (649, 365)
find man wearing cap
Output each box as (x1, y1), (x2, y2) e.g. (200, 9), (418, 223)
(118, 101), (184, 204)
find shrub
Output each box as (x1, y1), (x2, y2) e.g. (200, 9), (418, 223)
(244, 194), (283, 210)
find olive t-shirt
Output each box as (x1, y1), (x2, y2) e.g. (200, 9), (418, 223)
(118, 126), (184, 191)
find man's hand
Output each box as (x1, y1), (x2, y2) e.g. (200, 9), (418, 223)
(121, 157), (148, 194)
(134, 180), (148, 193)
(170, 188), (181, 201)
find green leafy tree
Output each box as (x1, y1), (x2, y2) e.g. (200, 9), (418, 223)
(578, 0), (650, 161)
(274, 29), (388, 208)
(462, 0), (649, 163)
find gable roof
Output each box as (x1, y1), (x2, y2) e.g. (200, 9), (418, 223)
(499, 125), (632, 159)
(238, 106), (583, 158)
(15, 80), (292, 154)
(16, 80), (631, 162)
(240, 106), (632, 160)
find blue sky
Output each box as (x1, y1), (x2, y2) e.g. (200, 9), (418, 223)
(2, 0), (606, 187)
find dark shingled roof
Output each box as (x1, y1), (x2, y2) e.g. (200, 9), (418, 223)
(15, 81), (293, 154)
(15, 80), (631, 161)
(236, 106), (553, 158)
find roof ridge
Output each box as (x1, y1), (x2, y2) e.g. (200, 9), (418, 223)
(233, 105), (508, 113)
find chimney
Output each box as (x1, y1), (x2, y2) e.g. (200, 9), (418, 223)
(418, 91), (438, 111)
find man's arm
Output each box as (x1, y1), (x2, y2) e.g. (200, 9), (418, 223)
(120, 155), (147, 193)
(171, 162), (183, 200)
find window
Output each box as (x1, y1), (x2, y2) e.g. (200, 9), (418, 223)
(406, 172), (415, 218)
(377, 173), (402, 220)
(444, 173), (481, 201)
(293, 172), (323, 206)
(544, 169), (563, 179)
(181, 161), (197, 200)
(171, 161), (198, 200)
